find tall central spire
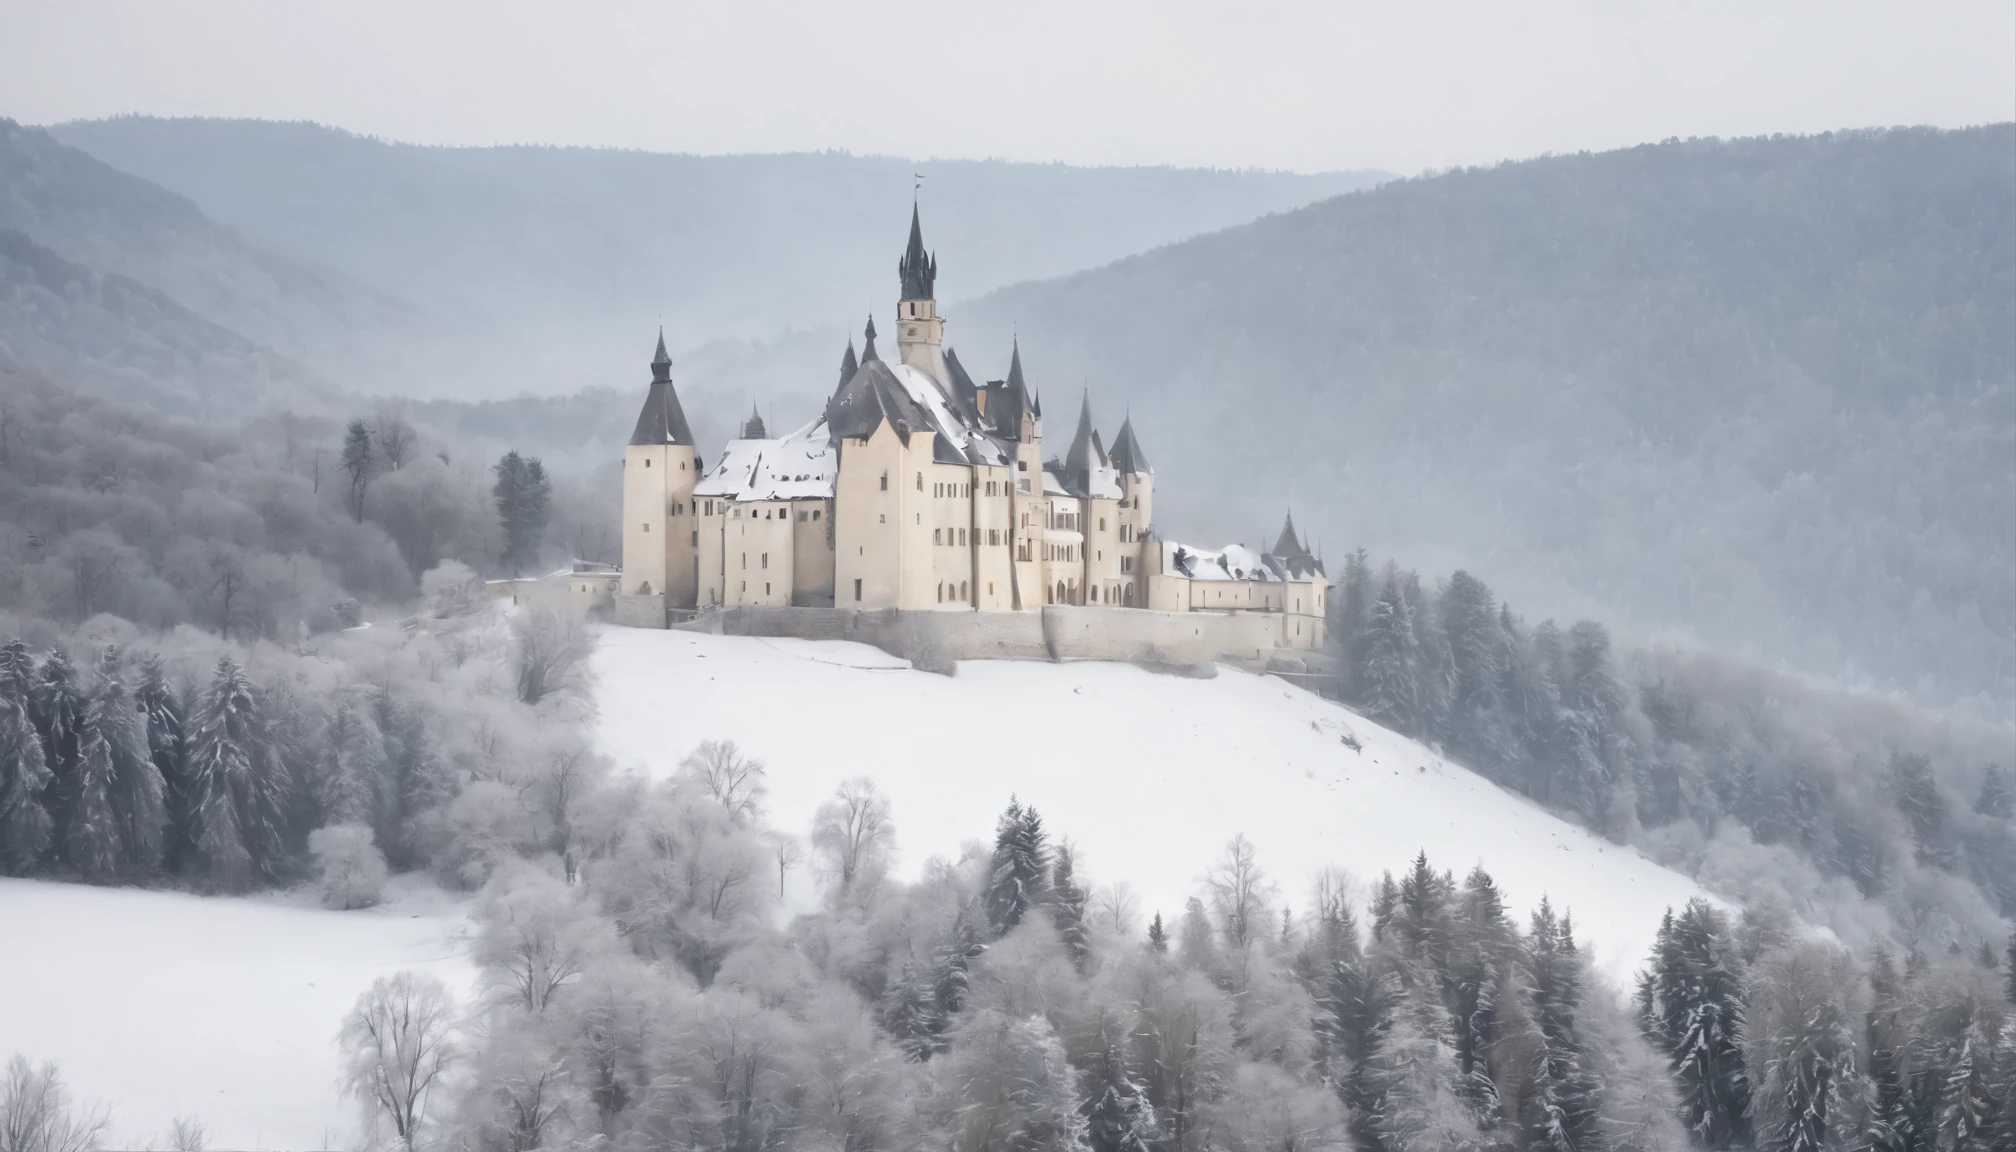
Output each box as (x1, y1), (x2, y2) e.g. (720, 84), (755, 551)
(898, 204), (936, 301)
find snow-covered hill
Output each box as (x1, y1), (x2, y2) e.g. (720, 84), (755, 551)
(595, 630), (1713, 985)
(0, 874), (474, 1148)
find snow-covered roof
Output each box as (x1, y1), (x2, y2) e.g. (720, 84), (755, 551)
(1161, 540), (1313, 583)
(695, 418), (838, 501)
(883, 362), (1011, 469)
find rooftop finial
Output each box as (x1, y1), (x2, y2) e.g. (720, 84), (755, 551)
(861, 314), (880, 362)
(650, 327), (672, 382)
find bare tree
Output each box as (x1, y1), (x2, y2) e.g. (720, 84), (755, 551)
(526, 738), (606, 879)
(511, 592), (595, 706)
(680, 740), (768, 824)
(1093, 881), (1143, 936)
(811, 776), (895, 900)
(338, 971), (459, 1151)
(159, 1116), (208, 1152)
(768, 833), (805, 899)
(0, 1055), (110, 1152)
(475, 867), (607, 1013)
(1204, 833), (1275, 952)
(373, 411), (419, 472)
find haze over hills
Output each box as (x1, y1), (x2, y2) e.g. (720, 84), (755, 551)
(44, 116), (1388, 399)
(932, 126), (2012, 713)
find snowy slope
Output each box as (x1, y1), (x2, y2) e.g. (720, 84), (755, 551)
(595, 630), (1713, 986)
(0, 874), (475, 1148)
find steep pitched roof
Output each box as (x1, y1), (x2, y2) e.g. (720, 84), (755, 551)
(1109, 415), (1152, 474)
(1270, 512), (1327, 579)
(1273, 512), (1307, 559)
(898, 203), (937, 301)
(942, 346), (982, 422)
(1050, 390), (1122, 499)
(741, 403), (767, 440)
(860, 314), (880, 362)
(628, 328), (696, 447)
(837, 339), (858, 390)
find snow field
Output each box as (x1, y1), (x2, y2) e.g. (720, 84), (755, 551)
(594, 629), (1712, 987)
(0, 873), (476, 1149)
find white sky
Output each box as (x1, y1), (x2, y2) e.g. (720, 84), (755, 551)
(7, 0), (2013, 173)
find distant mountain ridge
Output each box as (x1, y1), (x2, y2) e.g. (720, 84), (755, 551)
(941, 126), (2016, 711)
(45, 116), (1388, 398)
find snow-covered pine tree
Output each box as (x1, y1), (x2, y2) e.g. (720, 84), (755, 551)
(1757, 959), (1855, 1152)
(135, 654), (188, 869)
(30, 648), (86, 853)
(1888, 753), (1958, 871)
(929, 911), (986, 1052)
(183, 657), (294, 890)
(0, 641), (51, 874)
(1392, 851), (1453, 973)
(1050, 841), (1090, 972)
(984, 798), (1052, 936)
(64, 664), (122, 881)
(1360, 575), (1423, 737)
(1334, 547), (1374, 699)
(1936, 1027), (2000, 1152)
(1647, 899), (1752, 1148)
(1441, 571), (1514, 773)
(1518, 899), (1601, 1152)
(881, 962), (941, 1062)
(1975, 765), (2013, 819)
(372, 682), (441, 869)
(1449, 865), (1513, 1123)
(1085, 1083), (1157, 1152)
(1147, 912), (1168, 954)
(318, 696), (386, 828)
(1368, 970), (1481, 1151)
(91, 648), (165, 874)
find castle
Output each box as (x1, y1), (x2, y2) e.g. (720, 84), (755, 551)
(617, 207), (1328, 650)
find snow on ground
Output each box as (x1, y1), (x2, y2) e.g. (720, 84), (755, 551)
(0, 873), (475, 1149)
(596, 629), (1714, 988)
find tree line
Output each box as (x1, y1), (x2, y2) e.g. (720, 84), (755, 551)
(1328, 551), (2015, 964)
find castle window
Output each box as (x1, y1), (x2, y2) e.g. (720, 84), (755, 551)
(813, 509), (821, 521)
(680, 460), (686, 470)
(642, 523), (649, 532)
(933, 529), (941, 545)
(960, 581), (968, 600)
(691, 531), (698, 545)
(879, 515), (885, 523)
(1100, 518), (1106, 531)
(762, 553), (769, 569)
(916, 473), (922, 491)
(988, 582), (994, 596)
(880, 473), (888, 491)
(854, 579), (862, 601)
(958, 528), (967, 545)
(644, 458), (650, 468)
(741, 553), (747, 568)
(937, 584), (943, 603)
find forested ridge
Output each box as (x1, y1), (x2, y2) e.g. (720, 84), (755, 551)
(959, 126), (2016, 714)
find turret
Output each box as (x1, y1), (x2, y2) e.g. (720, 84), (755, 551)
(621, 328), (699, 609)
(893, 205), (946, 383)
(741, 403), (767, 440)
(1111, 412), (1154, 546)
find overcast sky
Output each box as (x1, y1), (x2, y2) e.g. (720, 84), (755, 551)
(7, 0), (2012, 174)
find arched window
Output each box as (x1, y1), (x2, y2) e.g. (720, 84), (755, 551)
(960, 581), (968, 600)
(1125, 584), (1135, 607)
(1057, 581), (1067, 604)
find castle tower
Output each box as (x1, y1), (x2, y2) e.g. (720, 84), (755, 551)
(1109, 413), (1154, 605)
(894, 205), (946, 383)
(621, 330), (699, 608)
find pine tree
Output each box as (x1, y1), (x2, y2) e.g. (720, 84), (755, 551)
(492, 449), (553, 577)
(64, 667), (121, 881)
(1449, 865), (1512, 1121)
(881, 963), (940, 1062)
(1764, 990), (1853, 1152)
(0, 641), (51, 874)
(31, 648), (86, 854)
(1520, 900), (1600, 1152)
(184, 658), (292, 890)
(1147, 912), (1168, 954)
(318, 697), (385, 828)
(1645, 899), (1752, 1148)
(135, 655), (189, 869)
(1050, 841), (1090, 971)
(1085, 1083), (1156, 1152)
(1975, 764), (2013, 819)
(1936, 1030), (1997, 1151)
(1441, 571), (1513, 771)
(984, 798), (1052, 936)
(1360, 575), (1423, 736)
(1889, 753), (1957, 870)
(91, 648), (164, 874)
(1334, 547), (1374, 698)
(341, 419), (374, 522)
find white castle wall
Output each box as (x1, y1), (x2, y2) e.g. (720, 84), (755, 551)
(674, 604), (1329, 676)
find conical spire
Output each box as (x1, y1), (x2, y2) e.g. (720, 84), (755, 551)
(899, 204), (936, 300)
(1110, 413), (1152, 474)
(651, 327), (672, 382)
(1062, 389), (1101, 493)
(837, 338), (859, 389)
(629, 328), (694, 446)
(861, 315), (879, 362)
(1273, 512), (1309, 559)
(742, 402), (767, 440)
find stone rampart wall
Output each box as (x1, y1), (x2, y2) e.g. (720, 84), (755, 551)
(674, 604), (1324, 675)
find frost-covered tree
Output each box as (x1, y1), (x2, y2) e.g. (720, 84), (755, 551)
(812, 775), (895, 904)
(311, 823), (390, 910)
(492, 450), (552, 577)
(133, 655), (187, 869)
(339, 970), (459, 1150)
(679, 739), (767, 825)
(1204, 833), (1274, 955)
(985, 798), (1052, 936)
(1051, 841), (1091, 972)
(30, 649), (86, 851)
(182, 657), (291, 891)
(1643, 899), (1752, 1148)
(0, 643), (52, 874)
(1359, 574), (1422, 736)
(316, 697), (384, 829)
